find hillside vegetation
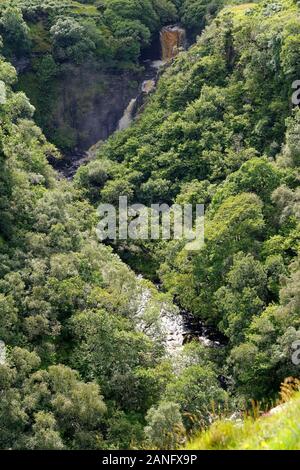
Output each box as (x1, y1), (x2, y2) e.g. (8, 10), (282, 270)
(0, 0), (179, 149)
(0, 0), (224, 150)
(0, 33), (229, 449)
(0, 0), (299, 450)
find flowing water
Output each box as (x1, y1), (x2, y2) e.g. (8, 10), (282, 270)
(118, 98), (138, 131)
(52, 25), (226, 355)
(135, 281), (227, 357)
(160, 25), (186, 61)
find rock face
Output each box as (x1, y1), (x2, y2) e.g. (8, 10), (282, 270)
(160, 25), (186, 61)
(16, 58), (140, 152)
(49, 63), (140, 150)
(52, 61), (161, 177)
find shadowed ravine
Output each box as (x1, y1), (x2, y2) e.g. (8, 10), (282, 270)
(53, 25), (227, 359)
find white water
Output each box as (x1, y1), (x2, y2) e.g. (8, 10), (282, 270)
(142, 79), (156, 94)
(134, 280), (219, 357)
(118, 98), (137, 131)
(134, 284), (185, 356)
(150, 60), (165, 69)
(0, 340), (6, 365)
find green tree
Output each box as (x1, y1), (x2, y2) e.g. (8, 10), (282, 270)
(165, 365), (228, 427)
(144, 401), (185, 449)
(25, 412), (64, 450)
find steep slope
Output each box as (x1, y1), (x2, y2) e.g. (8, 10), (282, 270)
(77, 0), (300, 403)
(0, 0), (228, 152)
(0, 0), (299, 450)
(187, 388), (300, 450)
(0, 46), (228, 449)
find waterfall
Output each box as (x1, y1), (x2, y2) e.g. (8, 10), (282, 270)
(160, 25), (186, 61)
(118, 98), (137, 131)
(142, 79), (156, 94)
(0, 340), (6, 365)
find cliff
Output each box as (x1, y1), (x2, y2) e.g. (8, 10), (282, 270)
(160, 25), (186, 61)
(17, 61), (141, 152)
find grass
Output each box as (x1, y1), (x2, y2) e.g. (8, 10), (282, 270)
(29, 21), (52, 53)
(186, 392), (300, 450)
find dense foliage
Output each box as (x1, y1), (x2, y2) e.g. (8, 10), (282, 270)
(0, 0), (299, 450)
(0, 0), (179, 65)
(0, 0), (179, 149)
(0, 45), (229, 447)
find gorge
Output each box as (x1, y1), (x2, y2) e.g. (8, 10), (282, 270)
(1, 0), (300, 451)
(54, 24), (188, 177)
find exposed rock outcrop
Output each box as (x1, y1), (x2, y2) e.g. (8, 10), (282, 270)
(160, 25), (186, 61)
